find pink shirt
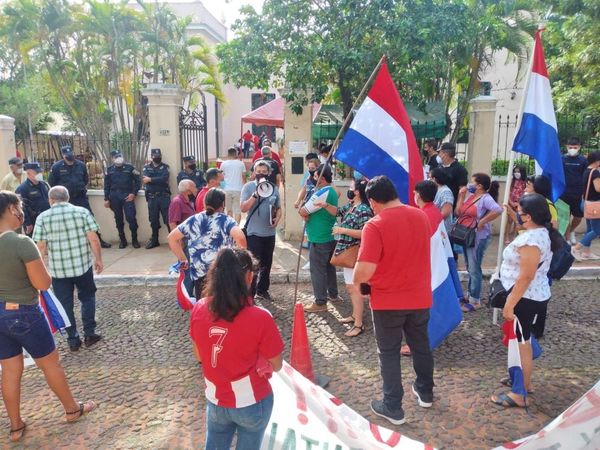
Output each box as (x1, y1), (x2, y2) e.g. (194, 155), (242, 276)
(168, 194), (195, 225)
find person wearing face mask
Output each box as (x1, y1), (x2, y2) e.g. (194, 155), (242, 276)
(240, 161), (282, 301)
(331, 179), (373, 337)
(252, 146), (282, 186)
(177, 155), (206, 189)
(142, 148), (171, 249)
(0, 191), (96, 442)
(506, 165), (528, 243)
(455, 173), (502, 311)
(294, 158), (319, 209)
(560, 137), (588, 245)
(438, 143), (468, 209)
(15, 163), (50, 236)
(103, 150), (141, 249)
(422, 139), (439, 174)
(49, 146), (111, 249)
(0, 157), (24, 192)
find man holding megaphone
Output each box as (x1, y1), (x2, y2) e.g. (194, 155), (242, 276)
(240, 161), (282, 302)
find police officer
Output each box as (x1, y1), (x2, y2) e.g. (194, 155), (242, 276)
(49, 145), (111, 248)
(15, 162), (50, 236)
(177, 155), (206, 189)
(104, 150), (141, 249)
(143, 148), (171, 249)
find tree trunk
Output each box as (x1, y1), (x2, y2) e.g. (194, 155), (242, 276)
(450, 51), (482, 144)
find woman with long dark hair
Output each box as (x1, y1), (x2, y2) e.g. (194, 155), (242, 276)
(455, 173), (502, 311)
(190, 248), (284, 449)
(168, 188), (246, 298)
(491, 194), (562, 408)
(572, 151), (600, 260)
(332, 178), (373, 337)
(0, 191), (95, 442)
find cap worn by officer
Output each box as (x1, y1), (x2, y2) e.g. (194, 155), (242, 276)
(61, 146), (73, 155)
(110, 150), (122, 158)
(24, 162), (42, 172)
(151, 148), (162, 157)
(8, 157), (22, 166)
(205, 168), (222, 182)
(183, 155), (195, 163)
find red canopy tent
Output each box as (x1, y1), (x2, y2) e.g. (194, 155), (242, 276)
(240, 97), (322, 135)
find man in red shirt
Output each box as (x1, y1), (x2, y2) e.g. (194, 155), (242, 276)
(195, 168), (223, 212)
(242, 129), (253, 158)
(354, 176), (434, 425)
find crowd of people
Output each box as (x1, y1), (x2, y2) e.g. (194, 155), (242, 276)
(0, 131), (598, 447)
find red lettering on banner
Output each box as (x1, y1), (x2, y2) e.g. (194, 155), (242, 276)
(370, 423), (402, 447)
(324, 407), (338, 433)
(284, 364), (309, 425)
(558, 390), (600, 428)
(330, 396), (343, 406)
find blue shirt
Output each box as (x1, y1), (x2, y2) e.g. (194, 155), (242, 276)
(177, 212), (237, 280)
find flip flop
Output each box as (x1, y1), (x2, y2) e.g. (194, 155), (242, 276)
(344, 325), (364, 337)
(65, 401), (97, 423)
(491, 392), (525, 408)
(500, 377), (535, 394)
(9, 422), (26, 442)
(339, 316), (355, 324)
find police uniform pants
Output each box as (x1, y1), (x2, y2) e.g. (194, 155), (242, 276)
(71, 195), (92, 214)
(147, 195), (170, 231)
(109, 192), (138, 232)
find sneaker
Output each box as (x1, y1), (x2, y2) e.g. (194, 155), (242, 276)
(412, 383), (433, 408)
(84, 334), (102, 348)
(303, 302), (328, 313)
(570, 232), (577, 245)
(328, 295), (344, 302)
(302, 261), (310, 270)
(370, 400), (405, 425)
(69, 341), (82, 352)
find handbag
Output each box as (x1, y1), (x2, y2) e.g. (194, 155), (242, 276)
(449, 196), (482, 248)
(330, 244), (359, 268)
(583, 168), (600, 219)
(489, 278), (511, 309)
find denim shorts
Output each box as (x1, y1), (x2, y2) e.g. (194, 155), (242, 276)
(0, 302), (56, 360)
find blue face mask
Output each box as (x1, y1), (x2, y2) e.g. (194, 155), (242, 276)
(220, 181), (226, 189)
(467, 184), (476, 194)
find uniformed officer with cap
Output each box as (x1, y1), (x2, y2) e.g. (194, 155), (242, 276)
(177, 155), (206, 189)
(104, 150), (141, 248)
(0, 156), (24, 192)
(15, 162), (50, 236)
(143, 148), (171, 249)
(49, 145), (111, 248)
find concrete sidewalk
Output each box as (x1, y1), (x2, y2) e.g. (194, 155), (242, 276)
(97, 232), (600, 286)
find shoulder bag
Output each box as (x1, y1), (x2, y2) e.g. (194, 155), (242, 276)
(449, 195), (482, 248)
(330, 243), (359, 268)
(241, 197), (262, 237)
(489, 262), (543, 309)
(583, 168), (600, 219)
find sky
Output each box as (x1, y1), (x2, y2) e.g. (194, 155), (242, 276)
(203, 0), (264, 33)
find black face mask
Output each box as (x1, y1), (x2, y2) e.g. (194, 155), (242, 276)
(65, 154), (75, 162)
(347, 190), (356, 200)
(308, 170), (316, 177)
(152, 157), (162, 164)
(188, 164), (196, 171)
(188, 193), (196, 201)
(422, 149), (429, 157)
(255, 173), (267, 181)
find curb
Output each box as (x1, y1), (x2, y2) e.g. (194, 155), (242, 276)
(94, 267), (600, 287)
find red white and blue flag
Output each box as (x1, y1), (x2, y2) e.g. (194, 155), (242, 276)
(39, 290), (70, 334)
(512, 30), (565, 202)
(503, 318), (528, 400)
(335, 61), (423, 205)
(173, 263), (196, 311)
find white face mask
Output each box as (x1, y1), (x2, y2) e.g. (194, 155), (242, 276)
(436, 155), (443, 165)
(15, 168), (23, 175)
(114, 157), (124, 166)
(513, 173), (521, 180)
(567, 147), (579, 156)
(318, 155), (327, 164)
(35, 173), (44, 181)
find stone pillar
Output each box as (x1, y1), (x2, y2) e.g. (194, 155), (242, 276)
(282, 98), (312, 240)
(141, 84), (186, 196)
(0, 115), (16, 181)
(467, 95), (498, 176)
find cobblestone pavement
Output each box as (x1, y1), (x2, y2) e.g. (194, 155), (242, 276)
(1, 280), (598, 449)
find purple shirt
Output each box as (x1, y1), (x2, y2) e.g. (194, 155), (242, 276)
(465, 193), (502, 241)
(169, 194), (196, 225)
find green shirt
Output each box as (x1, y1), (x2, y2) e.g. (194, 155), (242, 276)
(306, 186), (338, 244)
(0, 231), (41, 305)
(32, 202), (99, 278)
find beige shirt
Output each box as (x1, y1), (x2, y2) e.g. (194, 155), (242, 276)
(0, 172), (22, 192)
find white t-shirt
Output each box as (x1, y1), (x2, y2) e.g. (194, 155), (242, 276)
(500, 227), (552, 301)
(220, 159), (246, 192)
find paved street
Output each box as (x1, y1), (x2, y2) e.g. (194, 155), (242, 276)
(1, 280), (598, 449)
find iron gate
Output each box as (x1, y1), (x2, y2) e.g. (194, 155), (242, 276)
(179, 106), (208, 170)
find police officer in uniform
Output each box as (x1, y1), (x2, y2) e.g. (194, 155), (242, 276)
(15, 162), (50, 236)
(104, 150), (141, 249)
(49, 145), (111, 248)
(176, 155), (206, 189)
(143, 148), (171, 249)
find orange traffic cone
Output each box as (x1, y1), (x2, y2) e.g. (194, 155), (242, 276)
(290, 302), (315, 383)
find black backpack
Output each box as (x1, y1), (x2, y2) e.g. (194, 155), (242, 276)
(548, 235), (575, 280)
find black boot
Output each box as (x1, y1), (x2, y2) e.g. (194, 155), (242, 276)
(97, 232), (111, 249)
(145, 230), (159, 249)
(118, 231), (128, 249)
(131, 230), (141, 249)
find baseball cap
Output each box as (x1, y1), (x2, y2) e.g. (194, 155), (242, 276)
(61, 145), (73, 155)
(24, 162), (42, 172)
(183, 155), (195, 162)
(205, 168), (223, 181)
(110, 150), (123, 158)
(8, 157), (22, 165)
(151, 148), (161, 157)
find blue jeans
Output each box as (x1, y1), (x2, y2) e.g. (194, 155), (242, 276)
(51, 267), (97, 346)
(464, 236), (490, 303)
(580, 218), (600, 248)
(205, 393), (274, 450)
(0, 302), (56, 359)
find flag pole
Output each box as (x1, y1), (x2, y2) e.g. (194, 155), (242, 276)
(493, 28), (541, 325)
(291, 54), (387, 305)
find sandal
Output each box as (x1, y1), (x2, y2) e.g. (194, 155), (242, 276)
(500, 377), (535, 394)
(65, 401), (97, 423)
(9, 422), (26, 442)
(339, 316), (355, 324)
(345, 324), (364, 337)
(400, 345), (412, 356)
(491, 392), (525, 408)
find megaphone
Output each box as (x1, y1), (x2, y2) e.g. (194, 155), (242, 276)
(256, 179), (274, 198)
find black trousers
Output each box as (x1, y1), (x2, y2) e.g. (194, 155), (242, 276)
(372, 309), (434, 411)
(247, 234), (276, 296)
(147, 195), (170, 231)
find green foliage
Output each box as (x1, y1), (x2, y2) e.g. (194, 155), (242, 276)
(491, 158), (534, 176)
